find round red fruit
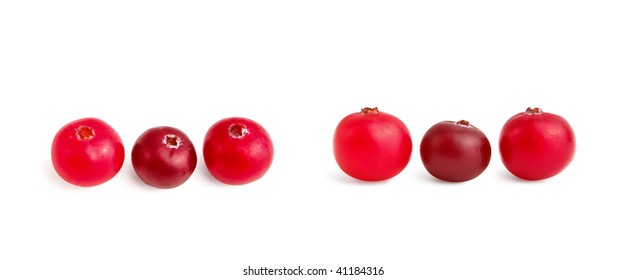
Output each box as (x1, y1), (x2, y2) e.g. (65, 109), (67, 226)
(333, 107), (412, 181)
(203, 117), (274, 185)
(420, 120), (491, 182)
(499, 107), (576, 180)
(51, 118), (125, 187)
(131, 126), (197, 189)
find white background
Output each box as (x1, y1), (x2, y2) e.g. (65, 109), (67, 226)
(1, 1), (626, 279)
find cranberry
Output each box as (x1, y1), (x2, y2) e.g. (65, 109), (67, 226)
(51, 118), (124, 187)
(203, 117), (274, 185)
(131, 126), (197, 188)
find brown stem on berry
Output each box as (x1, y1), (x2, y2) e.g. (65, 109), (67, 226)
(164, 134), (180, 148)
(456, 120), (470, 126)
(525, 107), (543, 114)
(76, 126), (95, 140)
(229, 123), (248, 138)
(361, 107), (379, 115)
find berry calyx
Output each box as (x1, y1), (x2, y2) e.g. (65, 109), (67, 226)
(360, 107), (380, 115)
(76, 126), (95, 140)
(525, 107), (543, 115)
(163, 134), (180, 148)
(229, 123), (248, 138)
(456, 120), (470, 126)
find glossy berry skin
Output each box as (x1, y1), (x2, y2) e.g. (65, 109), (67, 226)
(203, 117), (274, 185)
(131, 126), (197, 189)
(51, 118), (125, 187)
(499, 108), (576, 180)
(420, 120), (491, 182)
(333, 107), (412, 181)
